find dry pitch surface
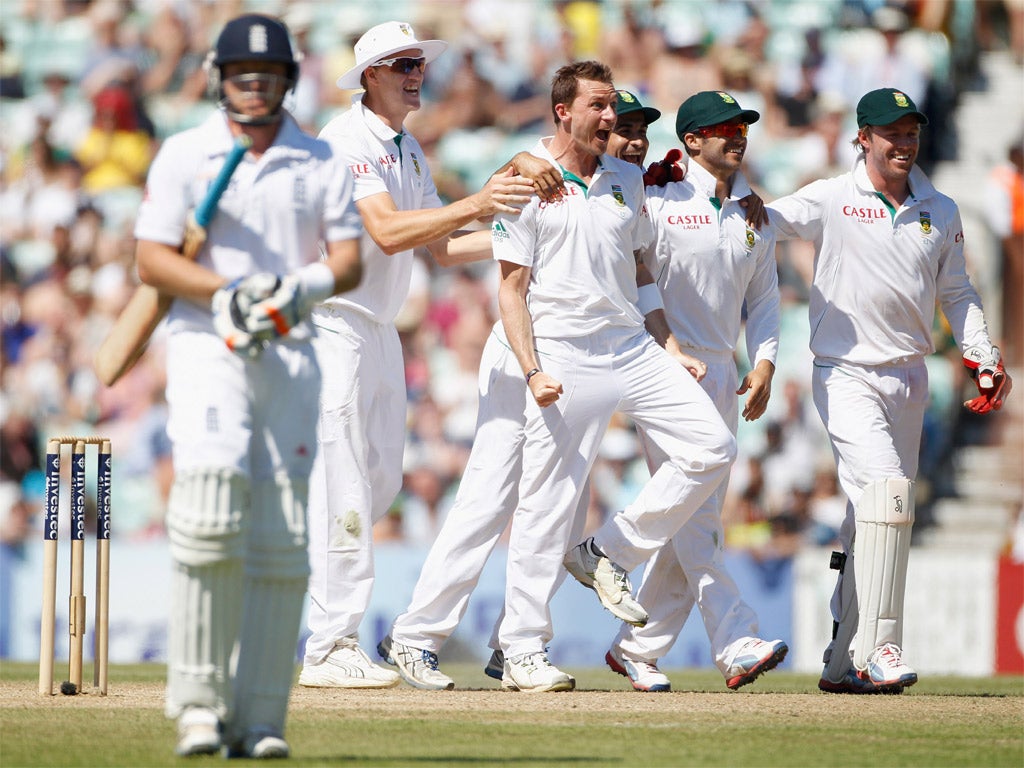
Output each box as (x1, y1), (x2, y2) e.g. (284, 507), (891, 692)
(3, 673), (1023, 767)
(4, 677), (1021, 720)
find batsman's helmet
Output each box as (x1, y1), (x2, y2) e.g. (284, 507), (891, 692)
(213, 14), (298, 83)
(208, 14), (298, 124)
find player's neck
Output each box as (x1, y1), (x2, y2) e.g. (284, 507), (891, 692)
(866, 165), (911, 207)
(548, 133), (599, 182)
(693, 157), (734, 199)
(363, 93), (412, 133)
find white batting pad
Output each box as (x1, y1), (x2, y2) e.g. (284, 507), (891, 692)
(229, 476), (309, 741)
(164, 471), (250, 720)
(852, 478), (915, 670)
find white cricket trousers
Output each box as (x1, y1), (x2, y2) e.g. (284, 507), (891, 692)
(812, 359), (927, 634)
(304, 307), (406, 664)
(500, 329), (735, 659)
(391, 328), (588, 652)
(615, 354), (761, 674)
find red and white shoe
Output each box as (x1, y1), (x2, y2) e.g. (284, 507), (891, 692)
(724, 638), (788, 690)
(606, 648), (670, 692)
(862, 643), (917, 690)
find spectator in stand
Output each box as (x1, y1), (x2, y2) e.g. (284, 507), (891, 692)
(600, 2), (664, 95)
(75, 84), (153, 195)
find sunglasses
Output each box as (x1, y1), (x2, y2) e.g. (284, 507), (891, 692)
(372, 57), (426, 75)
(697, 122), (749, 139)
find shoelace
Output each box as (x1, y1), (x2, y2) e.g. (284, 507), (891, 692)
(515, 652), (552, 669)
(875, 643), (903, 665)
(420, 650), (441, 670)
(610, 564), (631, 590)
(634, 660), (661, 675)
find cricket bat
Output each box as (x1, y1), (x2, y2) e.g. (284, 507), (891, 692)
(94, 135), (252, 386)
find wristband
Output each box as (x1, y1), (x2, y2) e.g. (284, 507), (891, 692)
(297, 261), (336, 306)
(637, 283), (664, 315)
(525, 368), (541, 383)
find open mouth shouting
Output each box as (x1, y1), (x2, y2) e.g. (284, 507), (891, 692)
(619, 146), (644, 166)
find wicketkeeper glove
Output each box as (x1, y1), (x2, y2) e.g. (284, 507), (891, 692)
(211, 278), (266, 359)
(643, 149), (685, 188)
(237, 262), (336, 341)
(962, 344), (1012, 414)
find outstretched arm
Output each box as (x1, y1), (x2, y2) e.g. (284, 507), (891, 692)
(499, 151), (565, 202)
(358, 168), (535, 256)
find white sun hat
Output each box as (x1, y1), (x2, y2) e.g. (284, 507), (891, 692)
(336, 21), (448, 90)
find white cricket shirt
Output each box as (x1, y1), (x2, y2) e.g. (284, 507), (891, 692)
(318, 95), (443, 324)
(135, 110), (362, 336)
(644, 160), (780, 365)
(768, 156), (991, 365)
(491, 139), (654, 339)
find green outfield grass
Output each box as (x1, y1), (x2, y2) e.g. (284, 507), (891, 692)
(1, 662), (1022, 767)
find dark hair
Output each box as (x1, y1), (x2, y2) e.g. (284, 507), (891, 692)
(550, 60), (613, 125)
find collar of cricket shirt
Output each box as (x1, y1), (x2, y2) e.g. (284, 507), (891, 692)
(686, 158), (751, 202)
(851, 153), (938, 205)
(351, 92), (406, 148)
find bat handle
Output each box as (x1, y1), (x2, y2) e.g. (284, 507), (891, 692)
(194, 135), (252, 229)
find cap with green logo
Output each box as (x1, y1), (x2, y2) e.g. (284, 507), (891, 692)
(615, 90), (661, 125)
(856, 88), (928, 128)
(675, 90), (760, 139)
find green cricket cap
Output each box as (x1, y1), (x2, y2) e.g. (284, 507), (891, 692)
(856, 87), (928, 128)
(615, 90), (661, 124)
(675, 90), (760, 139)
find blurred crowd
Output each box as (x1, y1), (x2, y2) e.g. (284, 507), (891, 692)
(1, 0), (1021, 568)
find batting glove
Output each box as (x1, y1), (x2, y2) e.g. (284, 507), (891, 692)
(239, 263), (336, 341)
(962, 344), (1012, 414)
(643, 149), (685, 188)
(211, 278), (265, 359)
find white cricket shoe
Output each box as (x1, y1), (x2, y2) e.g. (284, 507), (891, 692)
(863, 643), (917, 689)
(225, 727), (289, 759)
(563, 538), (648, 626)
(298, 637), (400, 689)
(175, 706), (221, 757)
(605, 648), (670, 692)
(724, 637), (788, 690)
(502, 652), (575, 692)
(377, 634), (455, 691)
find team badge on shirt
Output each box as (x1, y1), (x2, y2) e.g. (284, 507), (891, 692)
(611, 184), (629, 219)
(919, 211), (931, 235)
(745, 227), (755, 250)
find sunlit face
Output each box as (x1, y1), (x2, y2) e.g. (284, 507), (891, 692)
(559, 79), (618, 157)
(367, 47), (425, 111)
(608, 112), (649, 166)
(858, 115), (920, 185)
(222, 61), (290, 120)
(684, 118), (748, 175)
